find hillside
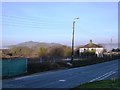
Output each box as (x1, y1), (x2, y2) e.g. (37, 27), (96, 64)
(8, 41), (65, 48)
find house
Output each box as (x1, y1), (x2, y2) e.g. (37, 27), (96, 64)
(79, 40), (104, 57)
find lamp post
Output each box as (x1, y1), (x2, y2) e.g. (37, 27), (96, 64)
(70, 17), (79, 63)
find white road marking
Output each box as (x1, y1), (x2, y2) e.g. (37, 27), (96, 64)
(14, 73), (43, 80)
(90, 71), (116, 82)
(99, 71), (116, 80)
(59, 80), (66, 82)
(15, 76), (33, 80)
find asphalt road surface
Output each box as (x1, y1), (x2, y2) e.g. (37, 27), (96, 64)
(2, 59), (120, 88)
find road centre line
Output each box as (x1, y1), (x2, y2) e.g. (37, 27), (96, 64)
(59, 80), (66, 82)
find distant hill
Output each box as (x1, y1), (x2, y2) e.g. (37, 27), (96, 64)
(8, 41), (66, 48)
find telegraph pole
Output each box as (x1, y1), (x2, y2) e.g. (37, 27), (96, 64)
(71, 21), (75, 63)
(70, 17), (79, 63)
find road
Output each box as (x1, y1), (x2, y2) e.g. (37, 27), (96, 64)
(2, 59), (120, 88)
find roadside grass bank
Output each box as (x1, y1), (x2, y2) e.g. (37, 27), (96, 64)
(2, 55), (120, 79)
(26, 56), (119, 77)
(73, 78), (120, 90)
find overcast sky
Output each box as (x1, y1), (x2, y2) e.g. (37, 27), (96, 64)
(2, 2), (118, 46)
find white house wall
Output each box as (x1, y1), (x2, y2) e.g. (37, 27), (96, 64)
(79, 48), (85, 52)
(79, 47), (104, 57)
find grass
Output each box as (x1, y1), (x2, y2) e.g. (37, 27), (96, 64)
(2, 55), (120, 79)
(73, 79), (120, 90)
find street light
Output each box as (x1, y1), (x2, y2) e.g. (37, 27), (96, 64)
(70, 17), (79, 63)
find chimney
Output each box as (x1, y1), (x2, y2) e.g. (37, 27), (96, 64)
(90, 40), (92, 44)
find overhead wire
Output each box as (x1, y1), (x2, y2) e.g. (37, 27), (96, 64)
(2, 15), (98, 37)
(1, 15), (66, 29)
(1, 15), (64, 24)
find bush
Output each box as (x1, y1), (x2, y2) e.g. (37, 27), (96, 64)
(27, 61), (67, 74)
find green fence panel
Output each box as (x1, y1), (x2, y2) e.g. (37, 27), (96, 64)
(0, 58), (27, 77)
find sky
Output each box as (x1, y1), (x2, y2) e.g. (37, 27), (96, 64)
(2, 2), (118, 46)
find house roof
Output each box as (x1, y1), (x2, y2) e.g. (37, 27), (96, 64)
(80, 40), (103, 48)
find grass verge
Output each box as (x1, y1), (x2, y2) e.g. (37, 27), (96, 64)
(73, 79), (120, 90)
